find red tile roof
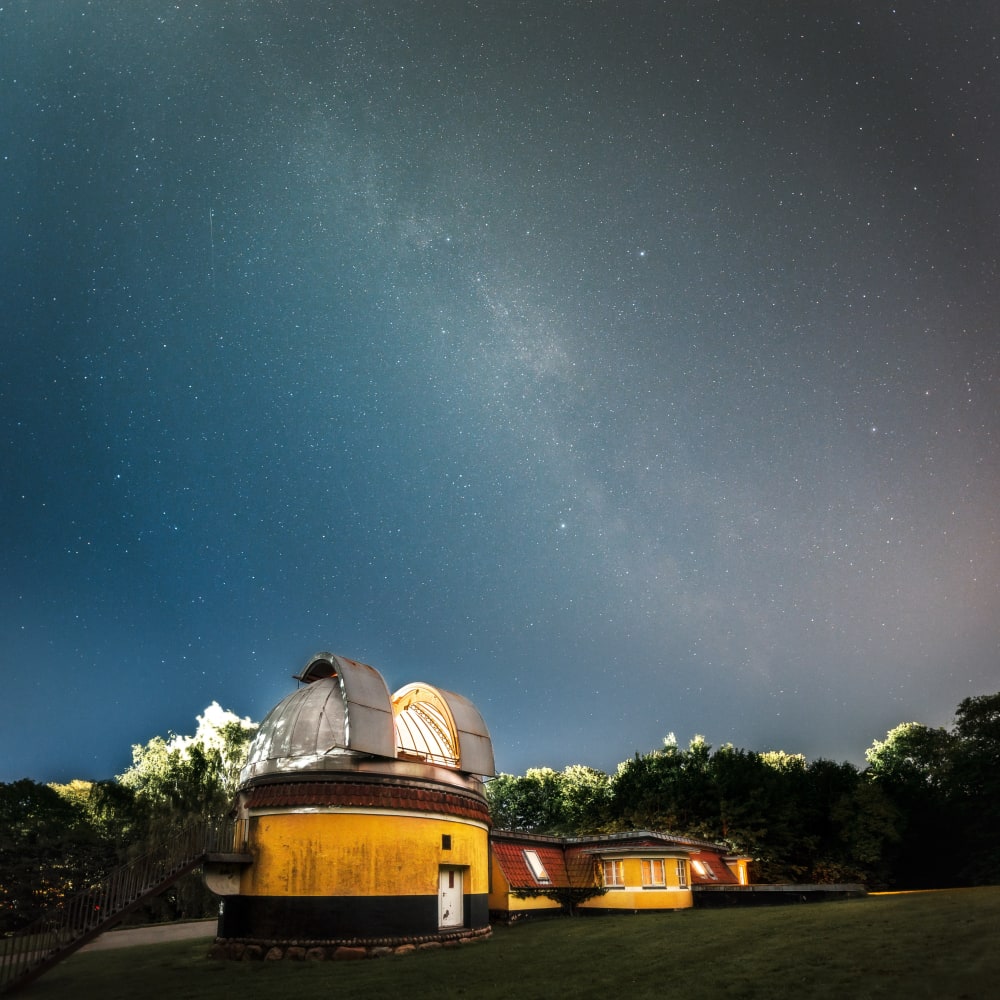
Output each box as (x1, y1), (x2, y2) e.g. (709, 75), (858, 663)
(491, 829), (745, 889)
(493, 840), (572, 888)
(688, 848), (740, 885)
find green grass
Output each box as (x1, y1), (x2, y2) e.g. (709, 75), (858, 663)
(19, 887), (1000, 1000)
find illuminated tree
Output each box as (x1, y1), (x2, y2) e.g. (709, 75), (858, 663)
(111, 703), (257, 920)
(117, 701), (256, 820)
(487, 766), (609, 834)
(865, 721), (957, 887)
(556, 764), (613, 833)
(865, 722), (954, 790)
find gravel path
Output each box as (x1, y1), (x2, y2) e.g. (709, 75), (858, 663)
(79, 919), (217, 952)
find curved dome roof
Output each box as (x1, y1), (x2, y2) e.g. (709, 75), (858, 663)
(393, 683), (495, 776)
(240, 654), (396, 782)
(240, 651), (495, 784)
(242, 679), (346, 772)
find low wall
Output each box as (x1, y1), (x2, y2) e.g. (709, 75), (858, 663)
(210, 924), (492, 961)
(693, 884), (866, 908)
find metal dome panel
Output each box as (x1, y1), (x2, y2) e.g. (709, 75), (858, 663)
(331, 654), (396, 754)
(436, 687), (496, 777)
(240, 679), (346, 781)
(240, 654), (396, 782)
(241, 651), (493, 784)
(294, 651), (396, 758)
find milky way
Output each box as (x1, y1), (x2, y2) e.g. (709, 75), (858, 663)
(2, 2), (998, 783)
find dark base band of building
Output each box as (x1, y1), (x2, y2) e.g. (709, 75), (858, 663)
(693, 884), (866, 907)
(219, 893), (491, 942)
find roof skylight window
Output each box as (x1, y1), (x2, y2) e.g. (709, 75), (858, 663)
(523, 849), (551, 883)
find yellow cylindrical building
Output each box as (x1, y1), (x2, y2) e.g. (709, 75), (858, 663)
(209, 653), (494, 950)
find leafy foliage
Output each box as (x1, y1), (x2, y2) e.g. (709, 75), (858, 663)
(110, 703), (256, 921)
(0, 779), (109, 932)
(490, 690), (1000, 889)
(0, 703), (256, 931)
(117, 702), (256, 820)
(487, 766), (612, 835)
(950, 698), (1000, 884)
(509, 882), (607, 915)
(3, 687), (997, 933)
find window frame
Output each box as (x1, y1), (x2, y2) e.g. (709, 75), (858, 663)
(640, 858), (667, 888)
(523, 849), (551, 884)
(676, 858), (688, 888)
(691, 858), (718, 880)
(601, 859), (625, 889)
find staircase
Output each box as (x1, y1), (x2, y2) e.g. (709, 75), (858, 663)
(0, 818), (247, 994)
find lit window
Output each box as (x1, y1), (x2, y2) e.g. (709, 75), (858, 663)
(641, 859), (666, 887)
(676, 859), (688, 888)
(523, 850), (551, 884)
(602, 860), (625, 888)
(691, 859), (717, 880)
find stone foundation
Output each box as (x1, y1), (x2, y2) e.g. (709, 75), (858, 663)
(209, 924), (492, 961)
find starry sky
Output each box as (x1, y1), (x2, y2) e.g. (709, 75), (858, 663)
(2, 2), (998, 785)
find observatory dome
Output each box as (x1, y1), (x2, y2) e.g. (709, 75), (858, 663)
(239, 653), (396, 782)
(238, 652), (495, 784)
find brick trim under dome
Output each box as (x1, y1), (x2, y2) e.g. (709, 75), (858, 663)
(243, 776), (492, 825)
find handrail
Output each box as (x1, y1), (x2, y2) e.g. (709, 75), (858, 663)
(0, 817), (247, 994)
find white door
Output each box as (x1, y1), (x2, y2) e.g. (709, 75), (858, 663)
(438, 867), (464, 928)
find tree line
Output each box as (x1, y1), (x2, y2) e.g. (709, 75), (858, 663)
(0, 703), (255, 934)
(2, 692), (996, 933)
(486, 691), (1000, 889)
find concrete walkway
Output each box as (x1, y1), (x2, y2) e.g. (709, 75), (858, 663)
(79, 919), (217, 952)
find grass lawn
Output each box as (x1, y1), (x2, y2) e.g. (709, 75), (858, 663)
(19, 887), (1000, 1000)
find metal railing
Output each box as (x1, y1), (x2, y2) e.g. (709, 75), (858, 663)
(0, 817), (247, 994)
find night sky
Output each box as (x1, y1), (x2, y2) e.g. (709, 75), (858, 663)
(3, 2), (998, 785)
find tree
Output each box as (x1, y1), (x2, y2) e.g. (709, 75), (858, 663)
(48, 779), (95, 812)
(117, 702), (256, 825)
(865, 722), (955, 791)
(0, 704), (259, 930)
(953, 692), (1000, 748)
(791, 758), (898, 885)
(609, 736), (686, 830)
(486, 770), (560, 832)
(865, 721), (958, 888)
(486, 766), (610, 835)
(111, 703), (257, 921)
(708, 745), (781, 850)
(556, 765), (613, 833)
(949, 693), (1000, 884)
(0, 780), (105, 932)
(509, 881), (607, 916)
(497, 690), (1000, 892)
(829, 778), (900, 885)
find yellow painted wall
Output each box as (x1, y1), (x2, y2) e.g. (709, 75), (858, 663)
(242, 810), (489, 898)
(578, 857), (694, 911)
(578, 887), (693, 910)
(487, 852), (693, 913)
(504, 894), (562, 913)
